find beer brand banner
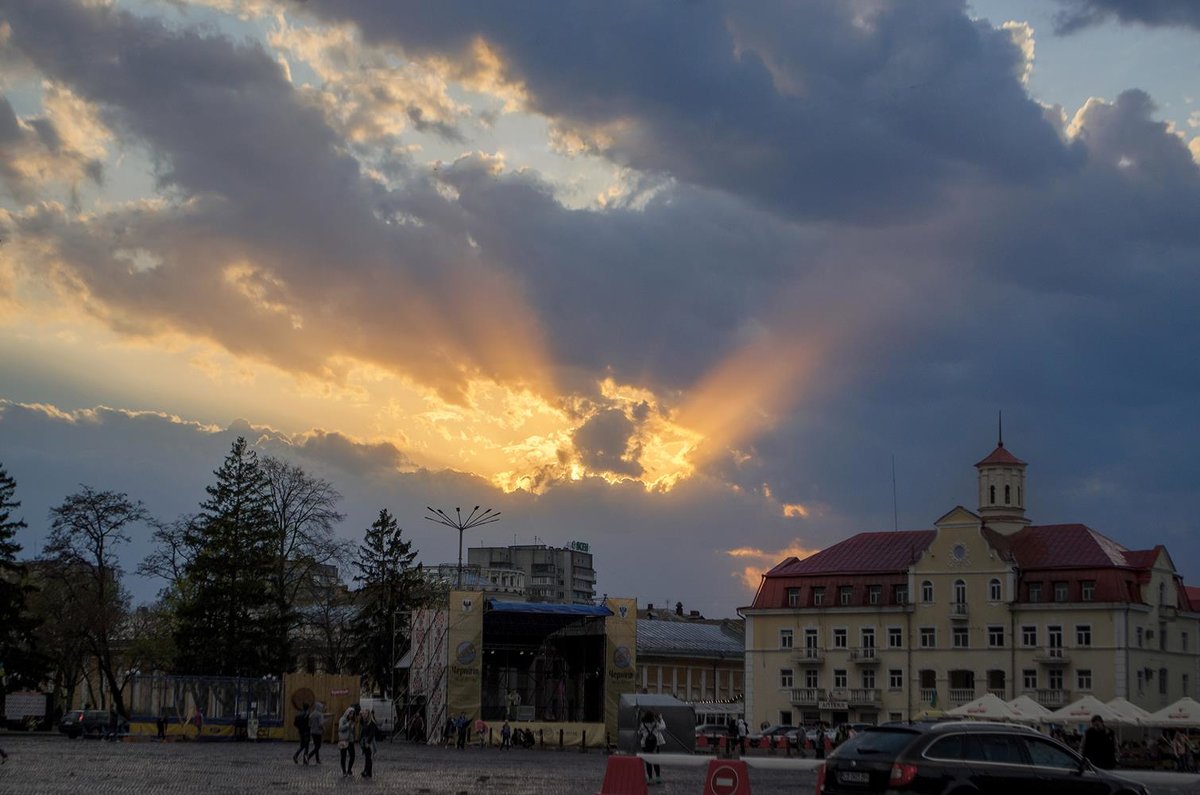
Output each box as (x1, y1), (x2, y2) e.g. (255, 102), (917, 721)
(446, 590), (484, 722)
(603, 597), (638, 737)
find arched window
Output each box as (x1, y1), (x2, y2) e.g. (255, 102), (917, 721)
(989, 578), (1002, 601)
(1004, 485), (1011, 504)
(1017, 486), (1022, 505)
(989, 485), (996, 504)
(954, 580), (967, 604)
(921, 580), (934, 603)
(1160, 582), (1167, 606)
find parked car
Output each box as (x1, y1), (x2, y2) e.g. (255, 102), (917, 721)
(58, 709), (128, 739)
(694, 722), (731, 739)
(815, 721), (1149, 795)
(751, 723), (799, 748)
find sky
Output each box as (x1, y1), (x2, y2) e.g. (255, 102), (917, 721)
(1, 0), (1198, 618)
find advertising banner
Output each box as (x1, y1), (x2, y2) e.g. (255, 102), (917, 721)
(446, 590), (484, 722)
(603, 597), (638, 737)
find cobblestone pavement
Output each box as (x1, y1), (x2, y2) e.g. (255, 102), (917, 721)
(1, 735), (1197, 794)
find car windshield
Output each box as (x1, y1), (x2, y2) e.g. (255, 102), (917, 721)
(833, 728), (918, 757)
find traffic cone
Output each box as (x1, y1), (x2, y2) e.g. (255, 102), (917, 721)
(703, 758), (752, 795)
(597, 754), (649, 795)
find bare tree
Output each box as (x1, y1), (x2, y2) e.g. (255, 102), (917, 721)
(137, 515), (198, 602)
(260, 456), (348, 673)
(44, 486), (149, 718)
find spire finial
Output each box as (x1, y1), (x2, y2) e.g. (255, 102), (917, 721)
(998, 411), (1004, 447)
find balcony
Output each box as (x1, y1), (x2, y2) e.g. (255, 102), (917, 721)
(919, 688), (937, 705)
(1033, 647), (1070, 665)
(1030, 689), (1071, 709)
(842, 688), (881, 706)
(848, 647), (880, 665)
(948, 689), (976, 707)
(794, 647), (825, 666)
(790, 688), (826, 706)
(950, 602), (969, 621)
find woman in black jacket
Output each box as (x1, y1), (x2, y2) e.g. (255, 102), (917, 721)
(360, 710), (379, 778)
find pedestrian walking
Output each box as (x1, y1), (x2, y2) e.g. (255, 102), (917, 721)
(155, 712), (166, 741)
(409, 711), (424, 744)
(360, 709), (378, 778)
(500, 720), (512, 749)
(1081, 715), (1117, 770)
(191, 708), (203, 740)
(305, 701), (326, 764)
(638, 709), (665, 786)
(338, 705), (360, 777)
(292, 702), (311, 765)
(474, 716), (488, 748)
(455, 713), (468, 750)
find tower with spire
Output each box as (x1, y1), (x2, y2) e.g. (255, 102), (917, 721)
(975, 413), (1029, 534)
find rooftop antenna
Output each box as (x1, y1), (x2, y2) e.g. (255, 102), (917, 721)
(891, 455), (899, 532)
(998, 410), (1004, 447)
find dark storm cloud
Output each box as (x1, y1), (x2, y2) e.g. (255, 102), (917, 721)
(572, 408), (643, 478)
(295, 0), (1076, 222)
(1054, 0), (1200, 33)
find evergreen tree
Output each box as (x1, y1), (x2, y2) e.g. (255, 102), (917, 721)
(351, 509), (425, 697)
(0, 464), (42, 706)
(174, 437), (276, 676)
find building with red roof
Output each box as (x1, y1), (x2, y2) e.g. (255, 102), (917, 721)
(741, 436), (1200, 729)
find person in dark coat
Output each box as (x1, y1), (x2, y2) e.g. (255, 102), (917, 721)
(293, 703), (311, 764)
(1081, 715), (1117, 770)
(360, 710), (379, 778)
(305, 702), (326, 764)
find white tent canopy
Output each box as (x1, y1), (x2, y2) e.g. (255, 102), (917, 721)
(1045, 694), (1131, 726)
(947, 693), (1024, 722)
(1007, 695), (1052, 724)
(1106, 697), (1152, 726)
(1143, 697), (1200, 728)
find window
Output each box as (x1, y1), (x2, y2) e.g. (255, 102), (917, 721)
(926, 735), (965, 761)
(1004, 484), (1011, 504)
(861, 628), (876, 650)
(786, 588), (801, 607)
(839, 586), (853, 606)
(780, 710), (792, 726)
(1081, 581), (1095, 601)
(920, 626), (936, 648)
(780, 668), (793, 688)
(953, 579), (967, 604)
(965, 734), (1024, 764)
(1160, 622), (1167, 651)
(1022, 626), (1037, 647)
(833, 628), (848, 649)
(862, 669), (876, 689)
(804, 628), (819, 649)
(1160, 668), (1168, 696)
(1048, 670), (1063, 690)
(1077, 669), (1092, 691)
(812, 587), (825, 606)
(1136, 627), (1144, 647)
(1022, 669), (1038, 690)
(1136, 670), (1144, 695)
(921, 581), (934, 603)
(989, 485), (996, 504)
(953, 627), (969, 649)
(989, 578), (1002, 601)
(888, 669), (903, 690)
(1024, 737), (1079, 770)
(1028, 582), (1042, 603)
(779, 629), (794, 649)
(888, 627), (903, 648)
(1053, 581), (1068, 602)
(804, 669), (818, 688)
(988, 626), (1005, 647)
(1075, 625), (1091, 647)
(834, 669), (847, 689)
(1047, 626), (1063, 656)
(893, 584), (908, 605)
(867, 585), (881, 605)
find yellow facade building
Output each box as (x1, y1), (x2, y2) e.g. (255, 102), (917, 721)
(742, 439), (1200, 728)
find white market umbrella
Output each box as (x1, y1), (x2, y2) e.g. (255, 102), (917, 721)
(1106, 697), (1152, 726)
(1046, 694), (1128, 726)
(1007, 695), (1052, 724)
(947, 693), (1024, 722)
(1143, 697), (1200, 728)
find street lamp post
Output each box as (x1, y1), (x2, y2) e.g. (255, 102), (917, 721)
(425, 506), (501, 588)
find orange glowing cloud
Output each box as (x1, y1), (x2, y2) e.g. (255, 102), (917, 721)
(727, 541), (821, 591)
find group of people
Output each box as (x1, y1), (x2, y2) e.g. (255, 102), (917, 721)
(1068, 715), (1197, 773)
(291, 702), (378, 778)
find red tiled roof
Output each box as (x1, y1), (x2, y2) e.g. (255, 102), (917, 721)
(1121, 549), (1160, 569)
(975, 443), (1026, 467)
(1005, 524), (1130, 569)
(769, 530), (936, 576)
(1185, 586), (1200, 612)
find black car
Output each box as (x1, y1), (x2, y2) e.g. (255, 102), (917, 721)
(58, 709), (128, 739)
(815, 721), (1149, 795)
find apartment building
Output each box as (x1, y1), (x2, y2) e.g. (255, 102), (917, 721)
(467, 541), (596, 604)
(742, 437), (1200, 729)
